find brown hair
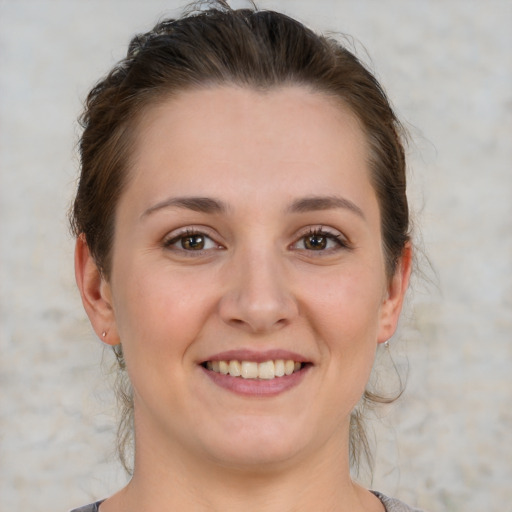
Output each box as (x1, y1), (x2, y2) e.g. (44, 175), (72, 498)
(71, 0), (410, 474)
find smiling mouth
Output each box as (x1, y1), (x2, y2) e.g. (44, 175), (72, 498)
(202, 359), (307, 380)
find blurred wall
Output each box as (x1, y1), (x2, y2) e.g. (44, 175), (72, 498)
(0, 1), (510, 511)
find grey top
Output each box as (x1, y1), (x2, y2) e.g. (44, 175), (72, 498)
(372, 491), (425, 511)
(69, 492), (424, 511)
(69, 502), (103, 512)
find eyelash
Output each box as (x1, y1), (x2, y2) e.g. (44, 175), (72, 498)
(162, 227), (350, 255)
(163, 228), (219, 253)
(294, 227), (350, 253)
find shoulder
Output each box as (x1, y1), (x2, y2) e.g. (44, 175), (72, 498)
(371, 491), (426, 512)
(69, 500), (105, 512)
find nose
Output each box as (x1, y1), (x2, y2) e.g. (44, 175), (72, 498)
(218, 247), (298, 334)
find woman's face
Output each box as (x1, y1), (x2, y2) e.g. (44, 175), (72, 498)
(86, 86), (409, 470)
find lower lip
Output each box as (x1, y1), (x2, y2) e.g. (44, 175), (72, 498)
(201, 365), (310, 397)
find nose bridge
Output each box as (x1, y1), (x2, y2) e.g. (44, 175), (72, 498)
(219, 238), (297, 333)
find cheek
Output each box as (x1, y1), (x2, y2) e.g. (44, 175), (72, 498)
(303, 266), (385, 385)
(110, 262), (216, 357)
(109, 268), (218, 409)
(306, 266), (385, 338)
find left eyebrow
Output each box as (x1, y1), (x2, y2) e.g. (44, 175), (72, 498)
(287, 195), (365, 219)
(140, 196), (228, 219)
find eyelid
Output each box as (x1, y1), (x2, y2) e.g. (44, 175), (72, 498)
(162, 226), (224, 251)
(292, 226), (352, 251)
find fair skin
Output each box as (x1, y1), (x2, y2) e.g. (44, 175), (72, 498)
(76, 86), (411, 512)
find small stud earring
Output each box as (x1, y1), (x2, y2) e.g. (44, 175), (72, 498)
(384, 340), (390, 349)
(102, 331), (107, 338)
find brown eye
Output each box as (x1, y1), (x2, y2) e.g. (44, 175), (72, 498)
(303, 234), (328, 250)
(165, 231), (219, 252)
(181, 234), (205, 250)
(294, 229), (348, 253)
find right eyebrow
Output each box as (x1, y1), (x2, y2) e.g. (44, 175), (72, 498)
(140, 196), (228, 219)
(287, 195), (365, 219)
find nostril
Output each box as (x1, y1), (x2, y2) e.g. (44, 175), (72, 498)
(227, 316), (290, 334)
(228, 318), (246, 327)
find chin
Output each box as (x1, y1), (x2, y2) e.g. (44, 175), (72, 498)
(200, 416), (314, 470)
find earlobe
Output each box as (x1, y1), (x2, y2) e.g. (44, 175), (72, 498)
(377, 242), (413, 344)
(74, 235), (119, 346)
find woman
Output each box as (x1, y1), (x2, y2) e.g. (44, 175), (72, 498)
(70, 1), (422, 511)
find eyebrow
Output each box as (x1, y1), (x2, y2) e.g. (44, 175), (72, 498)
(288, 195), (365, 219)
(141, 194), (364, 219)
(141, 196), (227, 218)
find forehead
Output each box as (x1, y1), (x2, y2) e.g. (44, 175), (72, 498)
(125, 86), (374, 212)
(135, 85), (365, 154)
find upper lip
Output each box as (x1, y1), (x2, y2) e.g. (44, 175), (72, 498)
(201, 349), (310, 364)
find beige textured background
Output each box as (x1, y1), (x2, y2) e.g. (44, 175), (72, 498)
(1, 1), (511, 511)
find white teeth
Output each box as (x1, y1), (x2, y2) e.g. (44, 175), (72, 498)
(241, 361), (258, 379)
(206, 359), (303, 379)
(228, 360), (241, 377)
(258, 360), (275, 380)
(219, 360), (229, 375)
(274, 359), (285, 377)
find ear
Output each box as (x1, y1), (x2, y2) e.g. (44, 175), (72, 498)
(74, 235), (119, 346)
(377, 242), (413, 344)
